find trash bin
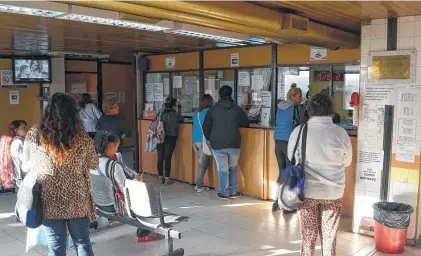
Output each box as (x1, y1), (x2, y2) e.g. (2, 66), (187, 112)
(373, 202), (413, 254)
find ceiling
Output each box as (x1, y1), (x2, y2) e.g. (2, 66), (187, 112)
(254, 1), (421, 33)
(0, 11), (215, 62)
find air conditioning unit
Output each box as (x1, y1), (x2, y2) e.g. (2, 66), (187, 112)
(282, 14), (308, 31)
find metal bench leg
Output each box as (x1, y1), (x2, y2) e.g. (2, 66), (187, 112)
(161, 230), (184, 256)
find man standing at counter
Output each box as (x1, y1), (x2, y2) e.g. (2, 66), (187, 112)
(203, 85), (250, 200)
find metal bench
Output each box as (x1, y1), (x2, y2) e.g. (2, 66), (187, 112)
(90, 175), (189, 256)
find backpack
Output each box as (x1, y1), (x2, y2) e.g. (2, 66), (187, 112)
(98, 158), (125, 215)
(15, 171), (43, 228)
(146, 113), (165, 152)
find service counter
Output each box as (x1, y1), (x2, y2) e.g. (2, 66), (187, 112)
(138, 120), (358, 216)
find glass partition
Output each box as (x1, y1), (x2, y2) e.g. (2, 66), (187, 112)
(144, 72), (170, 118)
(237, 67), (272, 126)
(278, 67), (310, 101)
(172, 71), (199, 118)
(204, 69), (235, 103)
(334, 65), (360, 123)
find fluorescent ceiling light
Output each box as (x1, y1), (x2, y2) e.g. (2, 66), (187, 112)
(48, 51), (110, 59)
(0, 4), (65, 17)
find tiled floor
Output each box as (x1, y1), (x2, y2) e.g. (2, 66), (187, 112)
(1, 177), (421, 256)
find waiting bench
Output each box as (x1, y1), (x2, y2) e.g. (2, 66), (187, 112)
(90, 175), (189, 256)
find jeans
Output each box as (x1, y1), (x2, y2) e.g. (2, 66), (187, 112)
(43, 217), (94, 256)
(193, 142), (211, 189)
(274, 140), (290, 199)
(212, 148), (240, 197)
(157, 136), (177, 177)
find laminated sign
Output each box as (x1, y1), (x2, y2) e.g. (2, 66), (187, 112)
(230, 53), (239, 67)
(165, 57), (175, 68)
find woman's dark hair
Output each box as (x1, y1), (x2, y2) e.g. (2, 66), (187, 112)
(38, 93), (82, 165)
(94, 130), (120, 155)
(219, 85), (232, 98)
(197, 94), (214, 112)
(164, 96), (177, 109)
(0, 120), (27, 189)
(30, 60), (42, 73)
(79, 93), (93, 109)
(307, 93), (333, 117)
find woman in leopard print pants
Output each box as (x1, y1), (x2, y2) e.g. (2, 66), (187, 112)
(287, 94), (352, 256)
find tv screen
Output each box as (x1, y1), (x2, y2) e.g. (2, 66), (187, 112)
(13, 58), (51, 83)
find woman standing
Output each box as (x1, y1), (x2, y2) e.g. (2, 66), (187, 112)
(156, 97), (184, 185)
(23, 93), (98, 256)
(192, 94), (213, 193)
(0, 120), (28, 189)
(78, 93), (102, 139)
(272, 84), (304, 213)
(288, 94), (352, 256)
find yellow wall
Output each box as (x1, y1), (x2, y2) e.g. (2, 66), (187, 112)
(147, 52), (199, 71)
(204, 45), (272, 69)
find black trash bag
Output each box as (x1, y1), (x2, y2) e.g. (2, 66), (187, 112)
(373, 202), (413, 229)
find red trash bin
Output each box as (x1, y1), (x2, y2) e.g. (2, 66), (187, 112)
(374, 221), (408, 254)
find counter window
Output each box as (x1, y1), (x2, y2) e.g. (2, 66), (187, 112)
(237, 67), (272, 127)
(277, 67), (310, 101)
(144, 73), (170, 116)
(172, 71), (199, 117)
(333, 65), (360, 125)
(204, 69), (235, 103)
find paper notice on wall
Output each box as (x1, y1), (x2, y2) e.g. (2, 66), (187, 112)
(144, 103), (154, 111)
(173, 76), (182, 89)
(357, 150), (383, 184)
(104, 92), (117, 100)
(9, 91), (19, 104)
(145, 83), (154, 102)
(71, 82), (87, 94)
(362, 84), (396, 105)
(1, 70), (27, 88)
(261, 91), (272, 107)
(252, 75), (264, 90)
(163, 78), (170, 95)
(395, 88), (421, 163)
(260, 107), (271, 126)
(153, 83), (164, 102)
(207, 77), (215, 90)
(118, 92), (126, 104)
(361, 104), (384, 134)
(184, 76), (196, 95)
(353, 107), (359, 126)
(310, 47), (327, 60)
(230, 53), (239, 67)
(238, 72), (250, 87)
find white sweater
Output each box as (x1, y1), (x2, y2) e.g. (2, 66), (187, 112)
(78, 103), (102, 132)
(288, 116), (352, 200)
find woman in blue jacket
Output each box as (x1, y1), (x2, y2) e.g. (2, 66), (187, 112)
(192, 94), (214, 192)
(273, 84), (304, 213)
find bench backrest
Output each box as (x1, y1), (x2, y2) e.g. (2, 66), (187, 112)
(90, 174), (117, 214)
(124, 180), (162, 218)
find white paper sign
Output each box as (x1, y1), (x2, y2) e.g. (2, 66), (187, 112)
(363, 84), (397, 105)
(144, 103), (154, 111)
(207, 77), (215, 90)
(173, 76), (182, 89)
(184, 76), (196, 95)
(357, 150), (383, 184)
(261, 91), (272, 107)
(153, 83), (164, 102)
(163, 78), (170, 95)
(353, 107), (359, 126)
(117, 92), (125, 104)
(145, 83), (154, 102)
(310, 47), (327, 60)
(238, 72), (250, 87)
(165, 57), (175, 68)
(230, 53), (239, 67)
(260, 108), (271, 126)
(71, 82), (87, 94)
(252, 75), (264, 90)
(9, 91), (19, 104)
(104, 92), (117, 100)
(1, 70), (27, 88)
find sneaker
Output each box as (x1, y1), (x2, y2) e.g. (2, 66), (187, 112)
(195, 187), (210, 193)
(159, 176), (165, 184)
(272, 201), (281, 212)
(216, 193), (229, 200)
(135, 235), (159, 243)
(230, 192), (242, 199)
(283, 209), (297, 215)
(164, 177), (173, 186)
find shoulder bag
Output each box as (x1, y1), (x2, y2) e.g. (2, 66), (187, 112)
(197, 111), (212, 156)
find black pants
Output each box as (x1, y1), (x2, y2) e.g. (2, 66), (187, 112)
(157, 136), (177, 177)
(275, 140), (290, 185)
(87, 132), (96, 139)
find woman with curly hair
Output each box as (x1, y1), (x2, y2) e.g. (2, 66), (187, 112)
(23, 93), (98, 256)
(0, 120), (28, 189)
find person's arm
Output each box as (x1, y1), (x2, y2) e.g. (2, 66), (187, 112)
(92, 104), (102, 121)
(115, 152), (137, 180)
(237, 108), (250, 128)
(113, 163), (128, 189)
(202, 108), (213, 141)
(86, 137), (99, 171)
(287, 127), (300, 161)
(343, 134), (353, 167)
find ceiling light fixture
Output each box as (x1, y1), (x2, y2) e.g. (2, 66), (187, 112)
(0, 4), (65, 17)
(48, 51), (110, 60)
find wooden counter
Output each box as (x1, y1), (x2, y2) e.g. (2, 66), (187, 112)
(138, 120), (358, 214)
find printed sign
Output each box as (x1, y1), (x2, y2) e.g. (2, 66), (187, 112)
(230, 53), (239, 67)
(118, 92), (126, 104)
(9, 91), (19, 104)
(310, 47), (327, 60)
(104, 92), (117, 100)
(70, 82), (86, 94)
(173, 76), (182, 89)
(238, 72), (250, 87)
(165, 57), (175, 68)
(1, 70), (27, 88)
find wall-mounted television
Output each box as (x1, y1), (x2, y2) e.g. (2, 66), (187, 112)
(13, 58), (52, 83)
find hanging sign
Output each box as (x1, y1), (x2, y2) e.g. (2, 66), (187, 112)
(1, 70), (27, 88)
(165, 57), (175, 68)
(310, 47), (327, 60)
(230, 53), (239, 67)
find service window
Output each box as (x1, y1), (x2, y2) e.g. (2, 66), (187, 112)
(333, 65), (360, 123)
(144, 72), (170, 113)
(277, 67), (310, 101)
(204, 69), (235, 103)
(172, 71), (199, 117)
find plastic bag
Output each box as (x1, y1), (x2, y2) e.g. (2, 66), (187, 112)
(26, 226), (72, 252)
(145, 142), (157, 152)
(373, 202), (413, 229)
(278, 164), (306, 211)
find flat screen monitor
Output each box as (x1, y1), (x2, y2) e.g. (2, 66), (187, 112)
(13, 58), (52, 83)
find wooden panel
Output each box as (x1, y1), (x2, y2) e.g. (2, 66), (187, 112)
(266, 130), (280, 200)
(391, 154), (421, 170)
(0, 58), (40, 132)
(147, 52), (200, 72)
(342, 136), (358, 217)
(102, 63), (134, 147)
(139, 120), (158, 175)
(204, 45), (272, 69)
(171, 124), (194, 183)
(65, 60), (97, 73)
(277, 44), (360, 65)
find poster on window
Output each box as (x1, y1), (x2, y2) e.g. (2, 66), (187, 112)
(238, 72), (250, 87)
(251, 75), (264, 90)
(173, 76), (182, 89)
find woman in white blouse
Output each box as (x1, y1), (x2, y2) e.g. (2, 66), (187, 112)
(78, 93), (102, 138)
(288, 93), (352, 256)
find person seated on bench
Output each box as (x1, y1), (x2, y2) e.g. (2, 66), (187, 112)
(91, 131), (161, 242)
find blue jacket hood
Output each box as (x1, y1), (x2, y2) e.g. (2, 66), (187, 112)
(277, 99), (295, 110)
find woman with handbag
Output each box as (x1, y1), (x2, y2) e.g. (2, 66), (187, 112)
(288, 93), (352, 256)
(192, 94), (214, 193)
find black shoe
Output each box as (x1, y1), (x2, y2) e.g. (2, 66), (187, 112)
(230, 192), (242, 199)
(283, 209), (297, 215)
(272, 201), (281, 212)
(217, 193), (229, 200)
